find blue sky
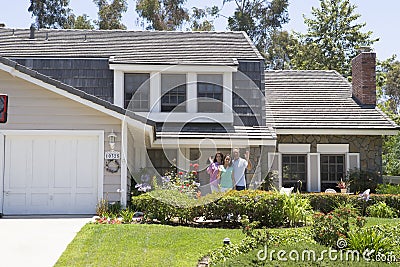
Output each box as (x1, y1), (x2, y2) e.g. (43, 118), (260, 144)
(1, 0), (398, 61)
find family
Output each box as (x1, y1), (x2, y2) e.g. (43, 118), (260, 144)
(206, 148), (252, 192)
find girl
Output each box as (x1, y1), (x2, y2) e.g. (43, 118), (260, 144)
(219, 154), (234, 192)
(207, 152), (223, 192)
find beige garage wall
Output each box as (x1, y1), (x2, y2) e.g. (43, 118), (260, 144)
(0, 70), (123, 202)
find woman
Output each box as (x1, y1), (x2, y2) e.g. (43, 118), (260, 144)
(207, 152), (223, 192)
(219, 154), (234, 192)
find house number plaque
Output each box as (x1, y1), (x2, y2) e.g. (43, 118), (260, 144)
(105, 150), (121, 160)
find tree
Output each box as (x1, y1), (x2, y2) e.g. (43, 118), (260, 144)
(386, 61), (400, 114)
(94, 0), (127, 30)
(189, 6), (219, 31)
(376, 57), (400, 176)
(28, 0), (72, 29)
(136, 0), (189, 30)
(292, 0), (377, 77)
(225, 0), (289, 59)
(265, 30), (297, 69)
(64, 14), (95, 29)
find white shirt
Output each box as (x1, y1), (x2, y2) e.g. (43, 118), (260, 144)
(232, 157), (248, 187)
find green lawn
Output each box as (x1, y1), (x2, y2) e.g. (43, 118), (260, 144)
(55, 218), (399, 267)
(55, 224), (244, 267)
(364, 217), (400, 227)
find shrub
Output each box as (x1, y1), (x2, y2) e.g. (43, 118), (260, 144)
(347, 228), (394, 259)
(366, 201), (397, 218)
(131, 190), (286, 227)
(119, 209), (135, 223)
(346, 169), (379, 193)
(304, 193), (400, 217)
(312, 206), (364, 248)
(282, 193), (312, 227)
(376, 183), (400, 194)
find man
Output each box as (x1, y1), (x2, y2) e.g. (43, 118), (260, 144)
(232, 148), (252, 190)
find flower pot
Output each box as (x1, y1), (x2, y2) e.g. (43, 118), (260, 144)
(341, 188), (347, 194)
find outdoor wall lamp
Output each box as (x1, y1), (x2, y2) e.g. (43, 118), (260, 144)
(108, 130), (117, 150)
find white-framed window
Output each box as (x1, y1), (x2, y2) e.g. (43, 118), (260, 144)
(161, 74), (187, 112)
(124, 73), (150, 110)
(197, 74), (223, 113)
(282, 154), (307, 191)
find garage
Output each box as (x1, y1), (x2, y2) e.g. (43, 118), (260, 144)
(1, 133), (102, 215)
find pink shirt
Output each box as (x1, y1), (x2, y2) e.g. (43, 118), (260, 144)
(207, 162), (220, 183)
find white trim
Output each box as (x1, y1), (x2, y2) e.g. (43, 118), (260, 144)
(120, 122), (128, 207)
(113, 70), (124, 107)
(346, 153), (360, 171)
(153, 138), (276, 148)
(307, 153), (321, 192)
(149, 72), (161, 112)
(276, 128), (399, 135)
(136, 112), (234, 123)
(278, 144), (310, 153)
(187, 73), (197, 113)
(110, 64), (238, 73)
(0, 133), (4, 215)
(317, 144), (349, 153)
(97, 132), (105, 203)
(223, 72), (233, 114)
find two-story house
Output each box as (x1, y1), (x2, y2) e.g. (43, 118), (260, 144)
(0, 28), (398, 215)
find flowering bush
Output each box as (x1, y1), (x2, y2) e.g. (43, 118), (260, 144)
(160, 163), (200, 198)
(313, 205), (365, 248)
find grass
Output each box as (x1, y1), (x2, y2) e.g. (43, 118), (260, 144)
(364, 217), (400, 227)
(55, 224), (244, 267)
(55, 218), (399, 267)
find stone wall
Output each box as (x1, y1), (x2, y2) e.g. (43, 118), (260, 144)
(278, 135), (382, 173)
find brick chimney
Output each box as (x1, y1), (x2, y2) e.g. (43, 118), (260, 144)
(351, 51), (376, 106)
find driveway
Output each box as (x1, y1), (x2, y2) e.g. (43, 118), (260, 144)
(0, 216), (91, 267)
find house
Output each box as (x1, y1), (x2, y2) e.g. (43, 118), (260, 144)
(0, 28), (398, 215)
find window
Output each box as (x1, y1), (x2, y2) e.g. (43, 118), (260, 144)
(197, 74), (223, 112)
(320, 155), (345, 191)
(282, 155), (307, 190)
(124, 73), (150, 111)
(161, 74), (186, 112)
(147, 149), (177, 176)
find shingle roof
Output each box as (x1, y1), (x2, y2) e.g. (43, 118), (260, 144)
(0, 56), (155, 127)
(265, 70), (399, 130)
(0, 28), (262, 65)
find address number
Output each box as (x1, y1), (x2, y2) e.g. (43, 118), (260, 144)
(105, 151), (121, 160)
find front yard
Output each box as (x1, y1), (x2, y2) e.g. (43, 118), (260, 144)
(55, 218), (399, 267)
(55, 224), (244, 267)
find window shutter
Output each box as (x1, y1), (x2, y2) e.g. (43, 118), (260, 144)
(346, 153), (360, 172)
(307, 153), (320, 192)
(268, 152), (281, 189)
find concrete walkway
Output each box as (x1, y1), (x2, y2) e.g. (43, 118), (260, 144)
(0, 216), (91, 267)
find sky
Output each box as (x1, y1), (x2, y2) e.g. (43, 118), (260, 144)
(0, 0), (398, 61)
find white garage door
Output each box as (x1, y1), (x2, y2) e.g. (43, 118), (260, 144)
(3, 134), (100, 215)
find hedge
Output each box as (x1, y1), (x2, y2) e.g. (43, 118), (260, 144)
(131, 190), (400, 227)
(304, 193), (400, 216)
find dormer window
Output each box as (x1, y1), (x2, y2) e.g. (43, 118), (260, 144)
(197, 74), (223, 112)
(124, 73), (150, 110)
(161, 74), (186, 112)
